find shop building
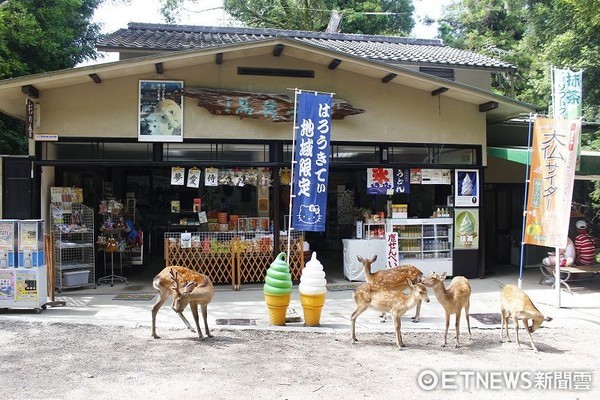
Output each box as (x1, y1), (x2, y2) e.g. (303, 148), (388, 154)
(0, 24), (537, 285)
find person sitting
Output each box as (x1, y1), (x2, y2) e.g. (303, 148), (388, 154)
(574, 220), (596, 265)
(542, 237), (575, 268)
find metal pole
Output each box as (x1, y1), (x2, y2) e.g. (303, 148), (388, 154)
(287, 89), (300, 260)
(518, 114), (534, 289)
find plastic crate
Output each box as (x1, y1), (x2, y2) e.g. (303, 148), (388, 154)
(62, 270), (90, 287)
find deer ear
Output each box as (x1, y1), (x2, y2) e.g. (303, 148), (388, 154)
(441, 272), (447, 280)
(184, 282), (197, 294)
(407, 279), (414, 288)
(372, 255), (377, 262)
(357, 255), (363, 262)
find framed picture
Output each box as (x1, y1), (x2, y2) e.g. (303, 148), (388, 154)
(248, 217), (259, 231)
(237, 218), (247, 232)
(259, 217), (270, 231)
(454, 169), (479, 207)
(138, 80), (184, 142)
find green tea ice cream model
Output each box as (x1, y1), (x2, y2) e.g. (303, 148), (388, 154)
(264, 252), (292, 325)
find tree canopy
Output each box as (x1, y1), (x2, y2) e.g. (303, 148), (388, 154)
(0, 0), (103, 154)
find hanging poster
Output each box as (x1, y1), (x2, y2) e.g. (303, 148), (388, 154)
(15, 269), (38, 302)
(553, 68), (582, 120)
(171, 167), (185, 186)
(410, 169), (422, 184)
(395, 168), (410, 194)
(385, 232), (399, 269)
(421, 169), (451, 184)
(138, 80), (184, 142)
(524, 117), (580, 247)
(205, 168), (218, 186)
(454, 208), (479, 250)
(291, 92), (332, 232)
(187, 168), (201, 188)
(367, 168), (393, 195)
(454, 169), (479, 207)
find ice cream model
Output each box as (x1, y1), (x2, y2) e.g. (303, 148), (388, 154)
(263, 252), (293, 325)
(299, 252), (327, 326)
(461, 174), (473, 196)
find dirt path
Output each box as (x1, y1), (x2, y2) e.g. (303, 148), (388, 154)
(0, 320), (597, 399)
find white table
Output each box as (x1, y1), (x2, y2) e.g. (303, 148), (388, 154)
(342, 239), (387, 281)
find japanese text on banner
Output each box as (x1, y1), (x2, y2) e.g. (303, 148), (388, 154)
(291, 93), (332, 232)
(523, 117), (580, 247)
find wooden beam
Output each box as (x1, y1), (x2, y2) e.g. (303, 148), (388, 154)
(89, 73), (102, 84)
(381, 73), (397, 83)
(155, 62), (164, 74)
(21, 85), (39, 98)
(215, 53), (223, 65)
(431, 87), (448, 96)
(273, 44), (284, 57)
(328, 59), (341, 70)
(479, 101), (499, 112)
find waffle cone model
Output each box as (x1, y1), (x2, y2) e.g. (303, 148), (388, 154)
(300, 293), (326, 326)
(264, 293), (291, 326)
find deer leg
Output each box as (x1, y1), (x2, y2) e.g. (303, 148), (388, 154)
(151, 291), (169, 339)
(513, 316), (521, 349)
(501, 310), (511, 342)
(454, 310), (462, 348)
(350, 303), (369, 344)
(411, 299), (422, 322)
(177, 310), (196, 333)
(524, 320), (538, 353)
(392, 311), (404, 349)
(465, 302), (472, 340)
(190, 303), (204, 340)
(442, 311), (450, 347)
(201, 303), (212, 338)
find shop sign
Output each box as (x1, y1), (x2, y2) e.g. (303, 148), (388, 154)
(395, 168), (410, 194)
(523, 117), (580, 247)
(552, 68), (582, 120)
(26, 99), (34, 139)
(367, 168), (393, 195)
(454, 169), (479, 207)
(291, 92), (332, 232)
(385, 232), (399, 268)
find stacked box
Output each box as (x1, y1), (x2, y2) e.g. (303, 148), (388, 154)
(18, 219), (44, 267)
(0, 220), (18, 267)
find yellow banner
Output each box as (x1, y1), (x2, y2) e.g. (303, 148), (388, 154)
(524, 117), (581, 247)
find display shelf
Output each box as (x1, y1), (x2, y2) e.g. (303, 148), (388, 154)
(387, 218), (453, 275)
(363, 222), (386, 239)
(51, 203), (96, 292)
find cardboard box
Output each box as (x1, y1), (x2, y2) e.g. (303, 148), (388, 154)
(63, 270), (90, 287)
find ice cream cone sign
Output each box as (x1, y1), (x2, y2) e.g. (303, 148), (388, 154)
(299, 252), (328, 326)
(263, 252), (293, 325)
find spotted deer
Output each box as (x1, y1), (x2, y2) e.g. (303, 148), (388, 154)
(422, 272), (472, 348)
(357, 255), (424, 322)
(351, 279), (430, 349)
(500, 284), (552, 352)
(151, 266), (214, 340)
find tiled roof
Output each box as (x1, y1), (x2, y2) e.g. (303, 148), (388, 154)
(98, 23), (515, 71)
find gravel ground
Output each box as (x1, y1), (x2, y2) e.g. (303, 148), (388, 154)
(0, 319), (598, 400)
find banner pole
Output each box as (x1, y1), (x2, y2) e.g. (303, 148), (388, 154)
(555, 246), (561, 308)
(518, 113), (534, 289)
(287, 89), (300, 260)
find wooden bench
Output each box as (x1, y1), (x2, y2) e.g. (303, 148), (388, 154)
(539, 264), (600, 294)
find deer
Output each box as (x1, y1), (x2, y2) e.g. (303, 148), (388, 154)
(500, 284), (553, 352)
(351, 279), (430, 349)
(357, 255), (424, 322)
(151, 266), (215, 340)
(422, 272), (472, 348)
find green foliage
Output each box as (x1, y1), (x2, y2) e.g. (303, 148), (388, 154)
(0, 114), (26, 155)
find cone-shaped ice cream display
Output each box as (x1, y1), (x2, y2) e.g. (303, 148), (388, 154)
(299, 252), (328, 326)
(264, 252), (293, 325)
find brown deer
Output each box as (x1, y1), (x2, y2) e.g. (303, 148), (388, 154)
(151, 266), (214, 340)
(422, 272), (472, 348)
(500, 284), (553, 352)
(357, 255), (424, 322)
(351, 279), (430, 349)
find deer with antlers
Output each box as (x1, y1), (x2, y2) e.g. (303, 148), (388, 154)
(500, 284), (553, 352)
(351, 279), (430, 349)
(357, 255), (424, 322)
(422, 272), (472, 348)
(151, 266), (214, 340)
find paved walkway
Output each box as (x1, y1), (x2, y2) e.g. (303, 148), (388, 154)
(3, 266), (600, 336)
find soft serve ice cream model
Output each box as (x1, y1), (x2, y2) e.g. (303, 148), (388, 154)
(263, 252), (293, 325)
(299, 252), (328, 326)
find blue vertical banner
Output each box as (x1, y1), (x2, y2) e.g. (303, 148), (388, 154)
(291, 92), (332, 232)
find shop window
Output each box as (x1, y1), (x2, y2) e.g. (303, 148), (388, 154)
(388, 146), (476, 165)
(164, 143), (269, 162)
(283, 144), (379, 163)
(45, 142), (152, 160)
